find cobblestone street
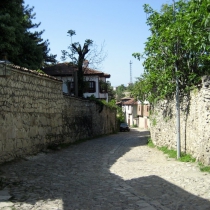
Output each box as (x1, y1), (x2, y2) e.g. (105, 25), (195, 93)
(0, 129), (210, 210)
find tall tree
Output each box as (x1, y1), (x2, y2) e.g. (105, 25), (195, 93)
(0, 0), (24, 60)
(0, 0), (56, 69)
(61, 30), (106, 97)
(133, 0), (210, 103)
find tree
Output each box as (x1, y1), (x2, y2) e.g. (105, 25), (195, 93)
(61, 30), (106, 97)
(0, 0), (24, 60)
(127, 83), (134, 92)
(131, 76), (147, 102)
(116, 84), (126, 101)
(0, 0), (56, 69)
(133, 0), (210, 103)
(107, 81), (116, 101)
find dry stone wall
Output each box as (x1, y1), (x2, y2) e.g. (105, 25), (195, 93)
(150, 76), (210, 165)
(0, 66), (117, 164)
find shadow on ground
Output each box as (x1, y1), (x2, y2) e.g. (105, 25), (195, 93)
(0, 129), (209, 209)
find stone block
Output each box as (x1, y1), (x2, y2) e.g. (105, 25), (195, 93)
(16, 130), (26, 139)
(7, 126), (16, 139)
(38, 127), (46, 136)
(16, 138), (24, 149)
(29, 127), (38, 137)
(3, 139), (15, 152)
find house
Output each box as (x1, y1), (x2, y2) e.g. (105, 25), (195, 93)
(121, 97), (138, 126)
(118, 97), (150, 128)
(43, 62), (110, 101)
(137, 100), (150, 129)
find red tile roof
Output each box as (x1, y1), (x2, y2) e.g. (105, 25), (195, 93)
(123, 98), (137, 105)
(43, 62), (110, 78)
(116, 101), (122, 105)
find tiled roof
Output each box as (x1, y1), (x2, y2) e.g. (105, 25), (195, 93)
(43, 62), (110, 78)
(123, 98), (137, 105)
(116, 101), (122, 105)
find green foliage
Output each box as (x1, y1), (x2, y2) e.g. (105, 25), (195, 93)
(158, 146), (177, 159)
(88, 95), (104, 113)
(147, 137), (155, 148)
(127, 83), (134, 92)
(88, 96), (117, 114)
(151, 117), (157, 126)
(116, 84), (126, 101)
(158, 146), (196, 162)
(133, 0), (210, 103)
(106, 99), (125, 124)
(0, 0), (57, 69)
(179, 154), (196, 162)
(102, 99), (117, 110)
(148, 139), (210, 172)
(107, 81), (116, 101)
(117, 109), (125, 124)
(37, 69), (46, 74)
(101, 99), (124, 125)
(198, 162), (210, 173)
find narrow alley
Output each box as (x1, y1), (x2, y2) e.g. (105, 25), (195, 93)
(0, 129), (210, 210)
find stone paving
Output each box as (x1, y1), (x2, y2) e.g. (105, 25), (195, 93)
(0, 129), (210, 210)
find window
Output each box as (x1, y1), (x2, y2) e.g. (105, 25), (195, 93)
(88, 81), (96, 93)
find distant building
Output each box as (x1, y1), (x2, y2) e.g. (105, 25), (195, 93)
(43, 62), (110, 101)
(118, 97), (150, 129)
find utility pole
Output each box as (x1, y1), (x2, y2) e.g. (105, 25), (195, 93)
(173, 0), (181, 159)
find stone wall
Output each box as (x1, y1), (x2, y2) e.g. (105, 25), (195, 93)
(0, 65), (117, 164)
(150, 76), (210, 165)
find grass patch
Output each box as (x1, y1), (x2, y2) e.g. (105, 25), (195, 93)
(198, 162), (210, 173)
(158, 146), (177, 159)
(158, 146), (196, 162)
(147, 139), (196, 162)
(179, 154), (196, 162)
(147, 138), (155, 148)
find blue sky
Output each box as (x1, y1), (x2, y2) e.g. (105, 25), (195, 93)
(24, 0), (170, 87)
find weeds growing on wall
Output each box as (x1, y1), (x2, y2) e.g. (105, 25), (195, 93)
(88, 95), (104, 113)
(87, 95), (117, 113)
(149, 110), (158, 126)
(147, 137), (155, 148)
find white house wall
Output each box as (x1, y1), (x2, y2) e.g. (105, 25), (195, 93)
(83, 76), (99, 98)
(56, 76), (72, 94)
(56, 75), (108, 100)
(99, 93), (108, 101)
